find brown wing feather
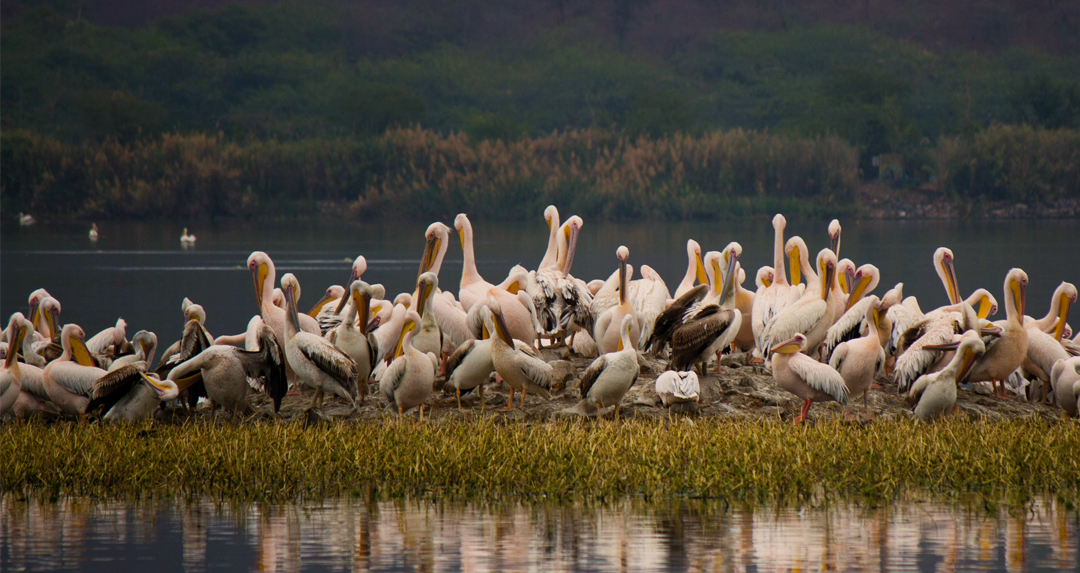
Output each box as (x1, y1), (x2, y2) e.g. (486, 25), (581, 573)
(578, 355), (606, 399)
(85, 363), (145, 414)
(297, 335), (358, 384)
(647, 284), (708, 352)
(669, 308), (735, 370)
(445, 339), (476, 378)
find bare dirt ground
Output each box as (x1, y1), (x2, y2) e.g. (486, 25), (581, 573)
(177, 348), (1067, 426)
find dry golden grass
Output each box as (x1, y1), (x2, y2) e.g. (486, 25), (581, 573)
(2, 418), (1077, 504)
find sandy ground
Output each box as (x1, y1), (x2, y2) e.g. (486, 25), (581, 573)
(170, 348), (1068, 426)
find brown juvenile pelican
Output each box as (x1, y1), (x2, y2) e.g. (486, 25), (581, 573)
(86, 366), (179, 422)
(577, 314), (639, 418)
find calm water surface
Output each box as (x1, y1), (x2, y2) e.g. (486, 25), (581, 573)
(2, 496), (1077, 572)
(2, 218), (1078, 341)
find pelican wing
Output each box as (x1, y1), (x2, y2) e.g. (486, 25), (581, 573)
(894, 316), (959, 391)
(788, 353), (849, 403)
(434, 294), (473, 348)
(823, 298), (871, 361)
(445, 339), (476, 378)
(578, 355), (607, 399)
(647, 284), (708, 352)
(380, 355), (407, 401)
(762, 298), (827, 354)
(1027, 329), (1069, 373)
(886, 298), (923, 355)
(656, 371), (700, 400)
(669, 307), (736, 370)
(560, 276), (595, 333)
(237, 326), (288, 412)
(294, 332), (358, 386)
(512, 348), (553, 391)
(86, 363), (145, 415)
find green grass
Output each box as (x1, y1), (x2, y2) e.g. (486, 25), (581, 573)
(2, 419), (1077, 504)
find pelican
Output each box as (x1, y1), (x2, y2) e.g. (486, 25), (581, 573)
(1022, 282), (1076, 401)
(761, 248), (838, 358)
(165, 320), (287, 414)
(89, 223), (99, 241)
(594, 246), (642, 354)
(785, 236), (817, 287)
(158, 299), (212, 370)
(30, 297), (63, 362)
(455, 213), (526, 312)
(445, 310), (495, 411)
(829, 296), (886, 418)
(281, 273), (358, 410)
(18, 213), (35, 226)
(893, 300), (982, 392)
(931, 247), (998, 319)
(86, 318), (127, 354)
(907, 334), (985, 422)
(380, 310), (437, 418)
(576, 314), (639, 418)
(822, 263), (881, 360)
(11, 322), (53, 420)
(248, 253), (320, 390)
(180, 227), (196, 245)
(1, 314), (34, 416)
(629, 264), (670, 349)
(966, 269), (1029, 399)
(770, 333), (849, 424)
(831, 258), (857, 324)
(410, 224), (474, 357)
(43, 324), (109, 416)
(325, 281), (379, 397)
(1050, 357), (1080, 417)
(828, 219), (842, 259)
(752, 214), (803, 356)
(731, 264), (756, 352)
(318, 255), (369, 332)
(673, 239), (708, 299)
(374, 304), (409, 364)
(109, 330), (158, 371)
(411, 272), (444, 358)
(27, 288), (54, 340)
(537, 205), (562, 271)
(655, 370), (700, 408)
(487, 297), (553, 411)
(666, 248), (741, 374)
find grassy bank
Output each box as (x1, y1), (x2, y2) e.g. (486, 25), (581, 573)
(3, 419), (1077, 504)
(5, 124), (1078, 221)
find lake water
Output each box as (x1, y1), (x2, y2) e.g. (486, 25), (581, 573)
(2, 218), (1078, 341)
(1, 495), (1077, 572)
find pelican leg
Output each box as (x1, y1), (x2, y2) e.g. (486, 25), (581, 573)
(500, 388), (516, 412)
(309, 388), (321, 410)
(398, 404), (404, 417)
(520, 387), (527, 410)
(479, 384), (486, 412)
(456, 388), (463, 412)
(794, 399), (813, 425)
(614, 404), (620, 421)
(419, 404), (425, 422)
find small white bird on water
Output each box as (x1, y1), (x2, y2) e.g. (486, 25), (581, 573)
(180, 227), (197, 246)
(18, 213), (36, 226)
(89, 223), (99, 242)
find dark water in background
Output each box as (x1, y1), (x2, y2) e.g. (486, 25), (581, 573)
(2, 218), (1078, 342)
(2, 495), (1078, 573)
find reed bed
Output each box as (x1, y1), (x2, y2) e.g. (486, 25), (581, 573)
(3, 418), (1077, 505)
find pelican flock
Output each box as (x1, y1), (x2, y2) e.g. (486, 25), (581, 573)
(3, 208), (1077, 425)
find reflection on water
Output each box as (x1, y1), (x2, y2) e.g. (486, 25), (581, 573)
(2, 496), (1076, 572)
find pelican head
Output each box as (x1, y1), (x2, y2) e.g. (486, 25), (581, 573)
(817, 249), (838, 301)
(484, 297), (514, 346)
(934, 247), (960, 305)
(863, 295), (883, 330)
(351, 256), (367, 283)
(828, 219), (841, 256)
(756, 266), (775, 289)
(687, 240), (707, 285)
(772, 333), (807, 355)
(416, 272), (439, 313)
(718, 245), (740, 304)
(785, 236), (808, 285)
(882, 283), (904, 308)
(544, 205), (559, 230)
(39, 297), (62, 340)
(317, 285), (346, 317)
(845, 264), (880, 313)
(954, 334), (986, 382)
(140, 372), (179, 402)
(131, 330), (157, 363)
(1052, 282), (1077, 341)
(393, 292), (413, 307)
(560, 216), (583, 274)
(421, 222), (450, 276)
(4, 313), (30, 367)
(247, 251), (275, 308)
(453, 213), (471, 248)
(349, 280), (375, 334)
(616, 245), (629, 263)
(965, 288), (998, 319)
(772, 213), (787, 231)
(27, 288), (51, 330)
(271, 289), (286, 309)
(60, 323), (94, 366)
(393, 311), (422, 359)
(281, 273), (302, 329)
(184, 303), (207, 325)
(837, 259), (856, 295)
(704, 251), (723, 295)
(1006, 268), (1028, 325)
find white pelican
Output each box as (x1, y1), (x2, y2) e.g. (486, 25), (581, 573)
(907, 334), (985, 422)
(1050, 357), (1080, 417)
(537, 205), (562, 270)
(374, 304), (409, 364)
(31, 297), (63, 362)
(89, 223), (99, 242)
(655, 370), (700, 408)
(27, 288), (54, 340)
(1, 314), (34, 416)
(831, 258), (856, 324)
(410, 222), (475, 355)
(380, 310), (437, 418)
(180, 227), (196, 245)
(673, 239), (708, 299)
(828, 296), (886, 417)
(454, 213), (526, 312)
(822, 263), (881, 360)
(664, 249), (741, 374)
(577, 314), (640, 418)
(11, 324), (52, 420)
(893, 300), (982, 392)
(109, 330), (158, 371)
(931, 247), (998, 319)
(487, 297), (553, 411)
(86, 318), (127, 354)
(594, 246), (642, 354)
(731, 264), (755, 351)
(828, 219), (842, 259)
(445, 310), (495, 411)
(43, 324), (108, 416)
(411, 272), (444, 358)
(281, 273), (359, 410)
(629, 264), (670, 348)
(751, 215), (802, 357)
(318, 255), (368, 332)
(761, 248), (838, 358)
(18, 213), (35, 226)
(84, 361), (178, 422)
(248, 251), (321, 349)
(166, 320), (287, 414)
(1022, 282), (1076, 401)
(967, 269), (1030, 399)
(785, 236), (817, 287)
(325, 281), (379, 395)
(770, 333), (849, 424)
